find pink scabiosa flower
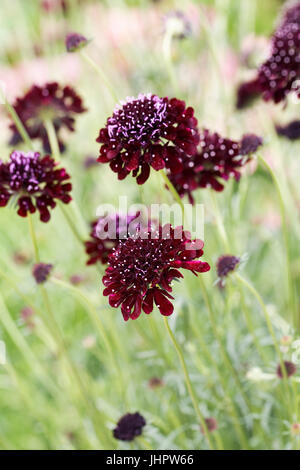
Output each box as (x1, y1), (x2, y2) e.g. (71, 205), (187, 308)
(258, 6), (300, 103)
(168, 129), (262, 203)
(113, 412), (146, 441)
(276, 361), (296, 378)
(0, 150), (72, 222)
(8, 82), (86, 153)
(96, 94), (199, 185)
(102, 224), (210, 321)
(85, 212), (141, 265)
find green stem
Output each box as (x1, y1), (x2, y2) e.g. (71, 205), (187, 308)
(198, 276), (251, 412)
(234, 272), (294, 418)
(4, 100), (34, 150)
(44, 119), (60, 160)
(0, 292), (58, 395)
(79, 50), (118, 102)
(210, 190), (230, 251)
(185, 282), (249, 448)
(27, 212), (110, 448)
(258, 154), (298, 330)
(160, 170), (185, 218)
(44, 118), (88, 243)
(50, 277), (128, 407)
(162, 30), (179, 95)
(237, 280), (270, 364)
(28, 213), (40, 262)
(58, 201), (85, 244)
(163, 317), (214, 449)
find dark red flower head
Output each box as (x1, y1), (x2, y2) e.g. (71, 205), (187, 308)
(240, 134), (263, 155)
(280, 1), (300, 28)
(32, 263), (53, 284)
(236, 78), (262, 109)
(113, 412), (146, 441)
(258, 11), (300, 103)
(9, 82), (86, 153)
(276, 120), (300, 140)
(85, 212), (141, 265)
(96, 94), (199, 185)
(276, 361), (296, 378)
(217, 255), (240, 278)
(65, 32), (88, 52)
(168, 129), (261, 203)
(201, 417), (218, 434)
(102, 224), (210, 321)
(0, 151), (72, 222)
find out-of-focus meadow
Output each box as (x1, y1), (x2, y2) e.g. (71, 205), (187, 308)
(0, 0), (300, 450)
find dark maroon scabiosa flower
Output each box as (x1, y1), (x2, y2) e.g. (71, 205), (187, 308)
(0, 151), (72, 222)
(217, 255), (240, 278)
(240, 134), (263, 155)
(276, 120), (300, 140)
(236, 78), (262, 109)
(102, 224), (210, 321)
(113, 412), (146, 441)
(258, 20), (300, 103)
(148, 377), (164, 389)
(169, 129), (262, 203)
(85, 212), (140, 265)
(276, 361), (296, 378)
(32, 263), (53, 284)
(280, 1), (300, 28)
(65, 32), (89, 52)
(8, 82), (86, 153)
(201, 417), (218, 434)
(96, 93), (199, 185)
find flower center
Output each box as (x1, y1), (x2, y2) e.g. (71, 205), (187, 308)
(112, 236), (175, 287)
(107, 94), (168, 146)
(8, 151), (46, 193)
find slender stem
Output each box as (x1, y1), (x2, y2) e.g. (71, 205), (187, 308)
(163, 316), (214, 449)
(160, 166), (244, 447)
(210, 190), (230, 251)
(162, 30), (179, 95)
(50, 276), (128, 407)
(58, 201), (85, 243)
(79, 50), (118, 102)
(137, 437), (153, 451)
(44, 118), (88, 242)
(28, 213), (40, 262)
(44, 119), (60, 160)
(198, 276), (252, 411)
(4, 100), (34, 150)
(237, 280), (270, 364)
(258, 154), (298, 330)
(185, 282), (249, 448)
(234, 272), (294, 418)
(27, 211), (110, 447)
(160, 170), (185, 219)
